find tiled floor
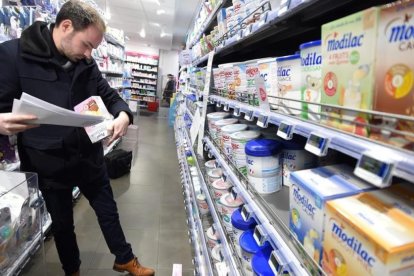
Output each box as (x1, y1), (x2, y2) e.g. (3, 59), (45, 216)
(21, 110), (194, 275)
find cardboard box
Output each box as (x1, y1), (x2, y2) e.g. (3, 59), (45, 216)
(322, 183), (414, 276)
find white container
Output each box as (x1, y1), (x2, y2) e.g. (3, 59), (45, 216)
(204, 160), (217, 175)
(211, 244), (223, 263)
(212, 179), (232, 200)
(220, 193), (243, 216)
(221, 124), (248, 157)
(207, 112), (230, 139)
(258, 57), (278, 109)
(248, 174), (282, 194)
(206, 226), (220, 249)
(215, 118), (239, 145)
(230, 131), (261, 155)
(197, 194), (209, 215)
(300, 40), (322, 121)
(207, 168), (223, 184)
(276, 54), (302, 115)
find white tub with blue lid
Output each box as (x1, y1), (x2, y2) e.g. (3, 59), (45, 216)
(240, 229), (271, 275)
(246, 139), (283, 194)
(281, 139), (317, 187)
(251, 244), (274, 276)
(232, 207), (257, 258)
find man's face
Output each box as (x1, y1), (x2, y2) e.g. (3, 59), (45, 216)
(61, 24), (103, 62)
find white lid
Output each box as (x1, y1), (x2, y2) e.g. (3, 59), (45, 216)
(220, 193), (243, 208)
(215, 118), (238, 127)
(208, 168), (223, 178)
(212, 245), (223, 262)
(205, 160), (217, 169)
(197, 194), (206, 201)
(221, 124), (248, 134)
(258, 57), (276, 64)
(207, 226), (219, 241)
(230, 130), (261, 141)
(212, 179), (232, 190)
(207, 112), (230, 120)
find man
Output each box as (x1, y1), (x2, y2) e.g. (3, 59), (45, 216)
(162, 74), (176, 107)
(0, 1), (154, 276)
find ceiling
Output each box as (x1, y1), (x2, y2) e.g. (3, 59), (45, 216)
(94, 0), (201, 51)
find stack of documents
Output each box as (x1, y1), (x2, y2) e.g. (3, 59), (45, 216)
(12, 93), (104, 127)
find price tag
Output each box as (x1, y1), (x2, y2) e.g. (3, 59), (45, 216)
(236, 31), (243, 41)
(258, 18), (266, 27)
(354, 152), (394, 188)
(240, 204), (252, 222)
(244, 110), (254, 121)
(223, 103), (229, 111)
(305, 133), (329, 157)
(257, 114), (269, 128)
(212, 223), (217, 235)
(277, 121), (294, 140)
(268, 251), (282, 275)
(253, 225), (267, 246)
(233, 107), (241, 116)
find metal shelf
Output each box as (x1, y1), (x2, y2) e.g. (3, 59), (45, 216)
(101, 70), (124, 76)
(131, 81), (156, 86)
(210, 95), (414, 183)
(204, 137), (311, 276)
(105, 33), (125, 48)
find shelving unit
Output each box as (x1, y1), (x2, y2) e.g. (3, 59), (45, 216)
(125, 52), (160, 111)
(177, 0), (413, 275)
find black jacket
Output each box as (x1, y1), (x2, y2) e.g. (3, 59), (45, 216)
(0, 22), (133, 189)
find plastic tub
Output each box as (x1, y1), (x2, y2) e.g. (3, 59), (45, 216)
(215, 118), (239, 145)
(221, 124), (248, 154)
(231, 131), (261, 155)
(206, 226), (220, 249)
(211, 244), (223, 263)
(240, 229), (271, 275)
(281, 139), (317, 187)
(220, 193), (244, 231)
(207, 112), (230, 139)
(196, 194), (209, 215)
(231, 208), (257, 258)
(248, 174), (282, 194)
(252, 244), (274, 276)
(276, 54), (302, 115)
(245, 139), (282, 178)
(204, 160), (217, 175)
(207, 168), (223, 184)
(212, 179), (232, 200)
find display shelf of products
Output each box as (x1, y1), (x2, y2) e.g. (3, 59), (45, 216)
(104, 33), (125, 49)
(42, 214), (52, 236)
(204, 136), (314, 276)
(209, 95), (414, 184)
(176, 119), (240, 275)
(107, 53), (124, 62)
(188, 0), (228, 48)
(131, 69), (158, 73)
(176, 130), (214, 275)
(192, 0), (394, 67)
(101, 71), (124, 76)
(132, 81), (157, 86)
(129, 98), (157, 103)
(126, 61), (158, 66)
(128, 87), (157, 92)
(132, 75), (157, 80)
(131, 93), (156, 97)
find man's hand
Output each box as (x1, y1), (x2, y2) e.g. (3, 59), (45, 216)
(0, 113), (39, 135)
(106, 111), (130, 145)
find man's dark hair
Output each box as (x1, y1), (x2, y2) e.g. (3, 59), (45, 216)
(55, 0), (106, 33)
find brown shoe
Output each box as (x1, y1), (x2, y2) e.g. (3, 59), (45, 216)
(113, 257), (155, 276)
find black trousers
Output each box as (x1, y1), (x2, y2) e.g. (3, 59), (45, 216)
(41, 176), (134, 274)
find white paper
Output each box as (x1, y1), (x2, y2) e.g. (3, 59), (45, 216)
(12, 93), (104, 127)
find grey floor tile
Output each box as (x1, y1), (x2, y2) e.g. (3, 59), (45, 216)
(157, 230), (194, 269)
(117, 203), (161, 229)
(129, 169), (165, 186)
(159, 204), (188, 231)
(156, 268), (195, 276)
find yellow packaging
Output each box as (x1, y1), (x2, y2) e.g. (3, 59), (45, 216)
(321, 8), (380, 136)
(322, 183), (414, 276)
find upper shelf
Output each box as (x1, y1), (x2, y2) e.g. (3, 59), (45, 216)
(187, 0), (230, 48)
(192, 0), (395, 66)
(209, 95), (414, 185)
(105, 33), (125, 49)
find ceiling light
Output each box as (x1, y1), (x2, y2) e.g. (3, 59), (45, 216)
(150, 22), (161, 27)
(105, 7), (111, 20)
(160, 31), (171, 38)
(139, 28), (146, 38)
(156, 9), (165, 15)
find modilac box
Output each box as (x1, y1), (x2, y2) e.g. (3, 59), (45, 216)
(322, 183), (414, 276)
(289, 164), (375, 265)
(371, 1), (414, 149)
(321, 8), (379, 137)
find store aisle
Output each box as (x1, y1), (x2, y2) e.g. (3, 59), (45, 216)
(22, 113), (194, 276)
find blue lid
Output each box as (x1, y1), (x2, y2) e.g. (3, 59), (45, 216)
(231, 208), (257, 230)
(245, 139), (282, 157)
(300, 40), (322, 50)
(276, 54), (300, 63)
(239, 230), (270, 254)
(252, 245), (274, 276)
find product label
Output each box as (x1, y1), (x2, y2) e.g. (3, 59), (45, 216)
(301, 52), (323, 68)
(293, 185), (316, 218)
(277, 65), (292, 81)
(327, 32), (364, 51)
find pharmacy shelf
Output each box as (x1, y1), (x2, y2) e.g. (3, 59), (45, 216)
(130, 92), (156, 97)
(129, 98), (157, 103)
(126, 61), (158, 67)
(131, 69), (158, 73)
(187, 0), (229, 48)
(127, 87), (157, 92)
(192, 0), (394, 66)
(132, 76), (157, 80)
(101, 70), (124, 76)
(177, 118), (243, 276)
(204, 137), (312, 276)
(131, 81), (156, 86)
(107, 53), (124, 62)
(105, 33), (125, 48)
(210, 95), (414, 183)
(176, 125), (214, 275)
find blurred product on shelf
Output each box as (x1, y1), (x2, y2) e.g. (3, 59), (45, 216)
(231, 208), (257, 258)
(323, 183), (414, 276)
(277, 54), (302, 115)
(239, 229), (272, 275)
(289, 164), (376, 265)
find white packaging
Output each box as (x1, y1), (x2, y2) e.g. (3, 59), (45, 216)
(207, 168), (223, 184)
(212, 179), (232, 200)
(207, 112), (230, 139)
(248, 174), (282, 194)
(197, 194), (209, 215)
(221, 124), (248, 156)
(277, 54), (302, 115)
(258, 57), (278, 109)
(207, 226), (221, 249)
(215, 118), (239, 145)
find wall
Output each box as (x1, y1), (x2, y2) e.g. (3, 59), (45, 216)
(157, 50), (179, 97)
(126, 43), (159, 56)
